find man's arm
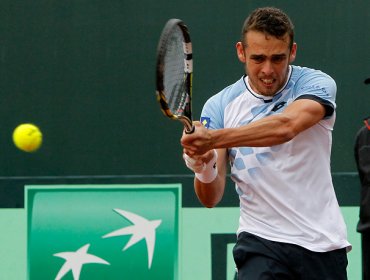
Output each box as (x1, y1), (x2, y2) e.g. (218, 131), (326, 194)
(193, 148), (228, 208)
(181, 99), (327, 155)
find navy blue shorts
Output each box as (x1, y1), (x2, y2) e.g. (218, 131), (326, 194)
(233, 232), (348, 280)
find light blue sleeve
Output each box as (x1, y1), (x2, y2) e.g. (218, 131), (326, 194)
(200, 93), (225, 130)
(199, 77), (247, 130)
(294, 68), (337, 117)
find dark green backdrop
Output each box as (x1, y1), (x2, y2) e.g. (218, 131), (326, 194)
(0, 0), (369, 207)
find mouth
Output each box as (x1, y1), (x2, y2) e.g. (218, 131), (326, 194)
(261, 78), (275, 87)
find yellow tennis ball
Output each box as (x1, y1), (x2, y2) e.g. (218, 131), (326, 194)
(12, 123), (43, 152)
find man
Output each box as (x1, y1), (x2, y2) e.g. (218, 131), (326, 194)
(181, 7), (350, 279)
(354, 115), (370, 280)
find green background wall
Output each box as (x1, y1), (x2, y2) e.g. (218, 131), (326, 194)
(0, 0), (369, 181)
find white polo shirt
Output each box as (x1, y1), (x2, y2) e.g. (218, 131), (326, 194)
(200, 65), (351, 252)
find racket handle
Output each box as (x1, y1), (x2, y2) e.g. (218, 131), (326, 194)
(185, 125), (195, 134)
(181, 117), (194, 134)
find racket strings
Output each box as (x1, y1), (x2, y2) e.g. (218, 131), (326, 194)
(163, 28), (191, 116)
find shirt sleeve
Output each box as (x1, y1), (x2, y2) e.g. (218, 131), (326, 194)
(294, 71), (337, 118)
(200, 94), (224, 130)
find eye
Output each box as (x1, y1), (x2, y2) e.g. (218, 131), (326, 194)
(251, 55), (265, 63)
(271, 55), (286, 63)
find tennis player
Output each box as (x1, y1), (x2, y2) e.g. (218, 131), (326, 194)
(181, 7), (351, 279)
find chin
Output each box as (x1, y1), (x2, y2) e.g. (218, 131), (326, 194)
(259, 87), (277, 97)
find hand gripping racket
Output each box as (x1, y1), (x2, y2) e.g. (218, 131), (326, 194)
(156, 19), (195, 133)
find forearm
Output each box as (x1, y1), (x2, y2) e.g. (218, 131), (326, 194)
(209, 99), (326, 149)
(210, 114), (296, 149)
(193, 148), (227, 208)
(194, 175), (226, 208)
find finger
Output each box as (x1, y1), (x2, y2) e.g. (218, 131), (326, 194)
(183, 147), (195, 156)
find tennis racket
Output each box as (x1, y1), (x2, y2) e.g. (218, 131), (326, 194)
(155, 18), (194, 133)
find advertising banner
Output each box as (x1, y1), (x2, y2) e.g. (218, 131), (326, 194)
(26, 184), (180, 280)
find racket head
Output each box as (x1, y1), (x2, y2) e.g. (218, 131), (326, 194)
(156, 19), (194, 133)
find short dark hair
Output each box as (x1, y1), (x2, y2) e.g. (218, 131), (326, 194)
(241, 7), (295, 49)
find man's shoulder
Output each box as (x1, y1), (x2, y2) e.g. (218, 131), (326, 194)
(291, 65), (334, 81)
(206, 76), (247, 105)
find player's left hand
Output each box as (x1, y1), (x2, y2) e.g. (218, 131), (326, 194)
(181, 121), (213, 155)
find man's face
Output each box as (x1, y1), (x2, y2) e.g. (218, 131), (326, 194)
(236, 30), (297, 96)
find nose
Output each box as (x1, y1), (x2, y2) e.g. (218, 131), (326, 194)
(261, 61), (274, 76)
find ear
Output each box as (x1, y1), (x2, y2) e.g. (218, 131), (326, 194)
(289, 42), (297, 63)
(236, 42), (246, 63)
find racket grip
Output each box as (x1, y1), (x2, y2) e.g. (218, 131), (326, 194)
(185, 125), (195, 134)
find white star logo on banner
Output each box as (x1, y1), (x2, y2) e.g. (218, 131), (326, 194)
(53, 243), (110, 280)
(102, 208), (162, 269)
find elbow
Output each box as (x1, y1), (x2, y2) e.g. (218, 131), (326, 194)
(202, 201), (218, 208)
(196, 193), (222, 208)
(195, 178), (225, 208)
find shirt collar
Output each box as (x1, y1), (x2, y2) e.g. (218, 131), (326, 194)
(244, 66), (292, 103)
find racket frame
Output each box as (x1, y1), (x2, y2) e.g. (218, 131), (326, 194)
(156, 19), (194, 133)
